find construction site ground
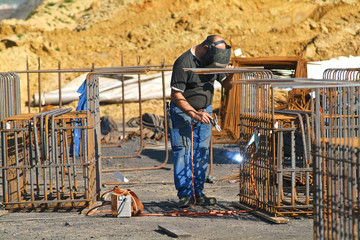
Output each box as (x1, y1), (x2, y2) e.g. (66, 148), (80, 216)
(0, 0), (360, 118)
(0, 136), (313, 240)
(2, 0), (358, 238)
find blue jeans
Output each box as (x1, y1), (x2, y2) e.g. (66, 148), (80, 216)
(169, 102), (212, 199)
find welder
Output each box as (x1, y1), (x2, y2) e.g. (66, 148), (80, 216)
(169, 35), (235, 208)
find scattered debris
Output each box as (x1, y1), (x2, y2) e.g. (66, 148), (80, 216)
(100, 115), (122, 144)
(127, 113), (165, 140)
(158, 224), (191, 238)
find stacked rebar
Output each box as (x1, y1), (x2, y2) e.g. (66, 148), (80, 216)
(313, 68), (360, 240)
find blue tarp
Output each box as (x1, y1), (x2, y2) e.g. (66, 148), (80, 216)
(72, 80), (87, 157)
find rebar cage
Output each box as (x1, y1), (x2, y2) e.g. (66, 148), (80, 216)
(313, 68), (360, 240)
(1, 110), (96, 210)
(1, 73), (100, 210)
(224, 80), (313, 217)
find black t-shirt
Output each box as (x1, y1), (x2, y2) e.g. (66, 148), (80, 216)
(171, 49), (225, 110)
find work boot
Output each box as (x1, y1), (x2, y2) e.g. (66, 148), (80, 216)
(177, 195), (193, 208)
(196, 194), (217, 206)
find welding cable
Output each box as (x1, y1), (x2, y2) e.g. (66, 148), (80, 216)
(140, 209), (252, 217)
(185, 110), (213, 208)
(83, 187), (118, 216)
(189, 117), (197, 207)
(85, 202), (111, 216)
(100, 187), (118, 200)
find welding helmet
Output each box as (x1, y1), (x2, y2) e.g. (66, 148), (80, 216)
(201, 38), (232, 68)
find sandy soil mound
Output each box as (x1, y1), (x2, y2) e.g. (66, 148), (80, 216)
(0, 0), (359, 117)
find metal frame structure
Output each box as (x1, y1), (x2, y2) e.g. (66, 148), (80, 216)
(216, 69), (360, 217)
(0, 73), (102, 210)
(233, 80), (313, 216)
(0, 61), (173, 209)
(313, 68), (360, 239)
(18, 58), (172, 171)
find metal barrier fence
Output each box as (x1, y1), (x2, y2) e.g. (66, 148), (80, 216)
(313, 69), (360, 239)
(323, 68), (360, 81)
(0, 72), (21, 121)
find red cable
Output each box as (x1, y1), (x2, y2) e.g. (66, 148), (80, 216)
(189, 118), (197, 207)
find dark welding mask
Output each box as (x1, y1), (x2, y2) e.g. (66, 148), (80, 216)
(201, 39), (232, 68)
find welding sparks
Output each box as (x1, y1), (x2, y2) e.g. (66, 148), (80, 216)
(234, 153), (243, 163)
(223, 150), (244, 163)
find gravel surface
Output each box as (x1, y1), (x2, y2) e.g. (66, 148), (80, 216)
(0, 137), (313, 240)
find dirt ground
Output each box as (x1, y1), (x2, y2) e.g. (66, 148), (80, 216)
(0, 0), (358, 238)
(0, 137), (313, 240)
(0, 0), (360, 118)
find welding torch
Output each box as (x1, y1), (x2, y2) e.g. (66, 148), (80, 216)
(244, 127), (260, 154)
(210, 113), (221, 132)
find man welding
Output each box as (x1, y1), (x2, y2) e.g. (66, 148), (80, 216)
(169, 35), (235, 208)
